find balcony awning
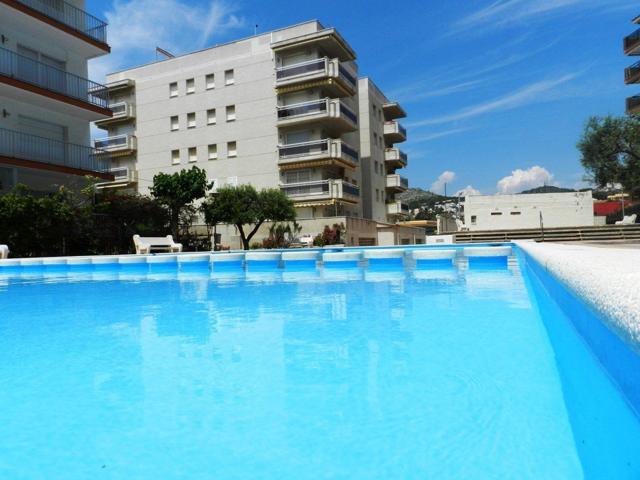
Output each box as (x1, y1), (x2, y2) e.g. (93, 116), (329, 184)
(293, 198), (357, 208)
(275, 78), (352, 96)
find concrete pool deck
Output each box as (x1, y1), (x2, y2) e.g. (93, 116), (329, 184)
(517, 241), (640, 352)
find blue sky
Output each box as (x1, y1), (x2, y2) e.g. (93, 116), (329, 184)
(87, 0), (637, 195)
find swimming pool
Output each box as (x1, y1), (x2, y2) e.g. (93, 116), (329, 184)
(0, 245), (638, 479)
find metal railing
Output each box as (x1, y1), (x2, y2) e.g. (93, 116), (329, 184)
(338, 63), (356, 89)
(277, 98), (327, 119)
(0, 46), (109, 108)
(15, 0), (108, 44)
(277, 98), (357, 124)
(625, 27), (640, 51)
(0, 127), (110, 173)
(280, 179), (360, 198)
(94, 134), (132, 150)
(625, 60), (640, 82)
(385, 148), (408, 165)
(341, 142), (359, 162)
(276, 58), (326, 80)
(626, 95), (640, 113)
(400, 176), (409, 188)
(278, 139), (329, 158)
(109, 101), (129, 117)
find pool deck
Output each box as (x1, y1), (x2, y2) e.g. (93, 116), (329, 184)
(517, 241), (640, 352)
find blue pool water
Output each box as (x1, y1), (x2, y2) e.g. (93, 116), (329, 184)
(0, 252), (639, 479)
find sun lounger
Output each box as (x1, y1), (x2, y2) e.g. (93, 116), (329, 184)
(133, 235), (183, 254)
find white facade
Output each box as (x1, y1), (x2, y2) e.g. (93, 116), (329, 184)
(463, 192), (595, 231)
(96, 21), (409, 224)
(0, 0), (112, 193)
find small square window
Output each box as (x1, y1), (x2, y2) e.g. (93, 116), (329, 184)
(170, 115), (179, 131)
(188, 147), (197, 163)
(208, 144), (218, 160)
(224, 69), (234, 85)
(186, 78), (195, 94)
(206, 74), (215, 90)
(169, 82), (178, 98)
(171, 149), (180, 164)
(375, 189), (379, 202)
(187, 112), (196, 129)
(207, 108), (216, 125)
(374, 161), (379, 174)
(226, 105), (236, 122)
(470, 215), (477, 224)
(227, 141), (237, 157)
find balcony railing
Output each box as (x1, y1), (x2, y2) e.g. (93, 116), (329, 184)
(277, 98), (357, 125)
(275, 57), (357, 93)
(280, 179), (360, 199)
(94, 134), (136, 152)
(626, 95), (640, 114)
(15, 0), (108, 44)
(276, 57), (326, 80)
(0, 46), (109, 109)
(624, 27), (640, 54)
(0, 127), (110, 173)
(625, 60), (640, 83)
(278, 139), (359, 163)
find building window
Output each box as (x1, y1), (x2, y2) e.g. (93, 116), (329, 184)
(169, 82), (178, 98)
(207, 108), (216, 125)
(170, 115), (179, 131)
(186, 78), (195, 94)
(171, 149), (180, 164)
(208, 144), (217, 160)
(206, 74), (215, 90)
(375, 189), (379, 201)
(374, 161), (379, 174)
(188, 147), (197, 163)
(470, 215), (477, 224)
(373, 132), (378, 147)
(187, 112), (196, 129)
(510, 211), (521, 215)
(226, 105), (236, 122)
(227, 141), (237, 157)
(490, 212), (502, 216)
(224, 69), (234, 85)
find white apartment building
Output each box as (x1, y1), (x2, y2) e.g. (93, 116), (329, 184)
(0, 0), (113, 193)
(95, 21), (412, 237)
(462, 191), (595, 231)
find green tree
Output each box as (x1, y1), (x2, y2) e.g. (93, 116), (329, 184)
(202, 185), (296, 250)
(150, 166), (210, 239)
(577, 115), (640, 197)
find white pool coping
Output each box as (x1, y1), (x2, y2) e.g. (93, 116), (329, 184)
(362, 249), (406, 259)
(517, 241), (640, 352)
(412, 249), (457, 260)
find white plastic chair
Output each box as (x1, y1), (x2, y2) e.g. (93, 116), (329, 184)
(615, 214), (637, 225)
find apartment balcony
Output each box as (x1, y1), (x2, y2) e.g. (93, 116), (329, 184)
(94, 101), (135, 128)
(625, 60), (640, 84)
(0, 126), (112, 179)
(1, 0), (109, 56)
(0, 46), (110, 119)
(384, 148), (408, 169)
(624, 28), (640, 55)
(626, 95), (640, 114)
(276, 98), (357, 134)
(385, 174), (409, 193)
(94, 134), (137, 156)
(280, 179), (360, 206)
(386, 200), (409, 217)
(96, 166), (137, 189)
(383, 120), (407, 143)
(275, 57), (357, 97)
(278, 138), (359, 171)
(382, 101), (406, 121)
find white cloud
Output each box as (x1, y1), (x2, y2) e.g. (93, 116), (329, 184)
(496, 166), (554, 194)
(409, 127), (472, 143)
(411, 73), (578, 127)
(431, 171), (456, 195)
(455, 185), (481, 197)
(89, 0), (244, 82)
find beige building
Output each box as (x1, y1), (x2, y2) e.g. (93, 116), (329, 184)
(0, 0), (113, 193)
(96, 20), (419, 246)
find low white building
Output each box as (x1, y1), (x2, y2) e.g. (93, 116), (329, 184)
(462, 191), (594, 231)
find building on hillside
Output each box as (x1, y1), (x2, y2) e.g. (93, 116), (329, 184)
(461, 191), (595, 231)
(94, 20), (421, 246)
(0, 0), (113, 194)
(624, 14), (640, 114)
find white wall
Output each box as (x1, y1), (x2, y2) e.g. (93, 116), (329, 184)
(463, 192), (595, 231)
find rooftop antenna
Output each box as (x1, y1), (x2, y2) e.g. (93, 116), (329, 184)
(254, 24), (258, 35)
(155, 46), (175, 61)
